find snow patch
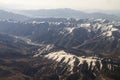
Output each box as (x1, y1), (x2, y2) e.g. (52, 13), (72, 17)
(44, 50), (102, 71)
(65, 27), (75, 33)
(33, 44), (54, 57)
(81, 23), (90, 28)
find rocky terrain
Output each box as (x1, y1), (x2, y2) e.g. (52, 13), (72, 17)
(0, 18), (120, 80)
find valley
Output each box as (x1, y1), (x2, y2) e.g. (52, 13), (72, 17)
(0, 17), (120, 80)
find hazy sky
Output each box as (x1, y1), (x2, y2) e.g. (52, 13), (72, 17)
(0, 0), (120, 10)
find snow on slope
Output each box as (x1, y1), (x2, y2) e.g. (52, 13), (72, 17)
(34, 44), (54, 57)
(64, 21), (119, 38)
(81, 23), (119, 35)
(65, 27), (76, 33)
(101, 25), (118, 37)
(44, 50), (102, 71)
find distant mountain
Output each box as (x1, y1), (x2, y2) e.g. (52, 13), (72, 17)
(0, 10), (29, 21)
(84, 9), (120, 17)
(18, 8), (86, 18)
(18, 8), (120, 21)
(102, 10), (120, 17)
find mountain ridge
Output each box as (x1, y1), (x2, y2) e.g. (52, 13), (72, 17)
(0, 10), (29, 21)
(0, 8), (120, 21)
(16, 8), (120, 21)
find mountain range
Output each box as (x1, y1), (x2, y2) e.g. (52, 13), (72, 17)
(0, 8), (120, 21)
(0, 10), (29, 21)
(0, 9), (120, 80)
